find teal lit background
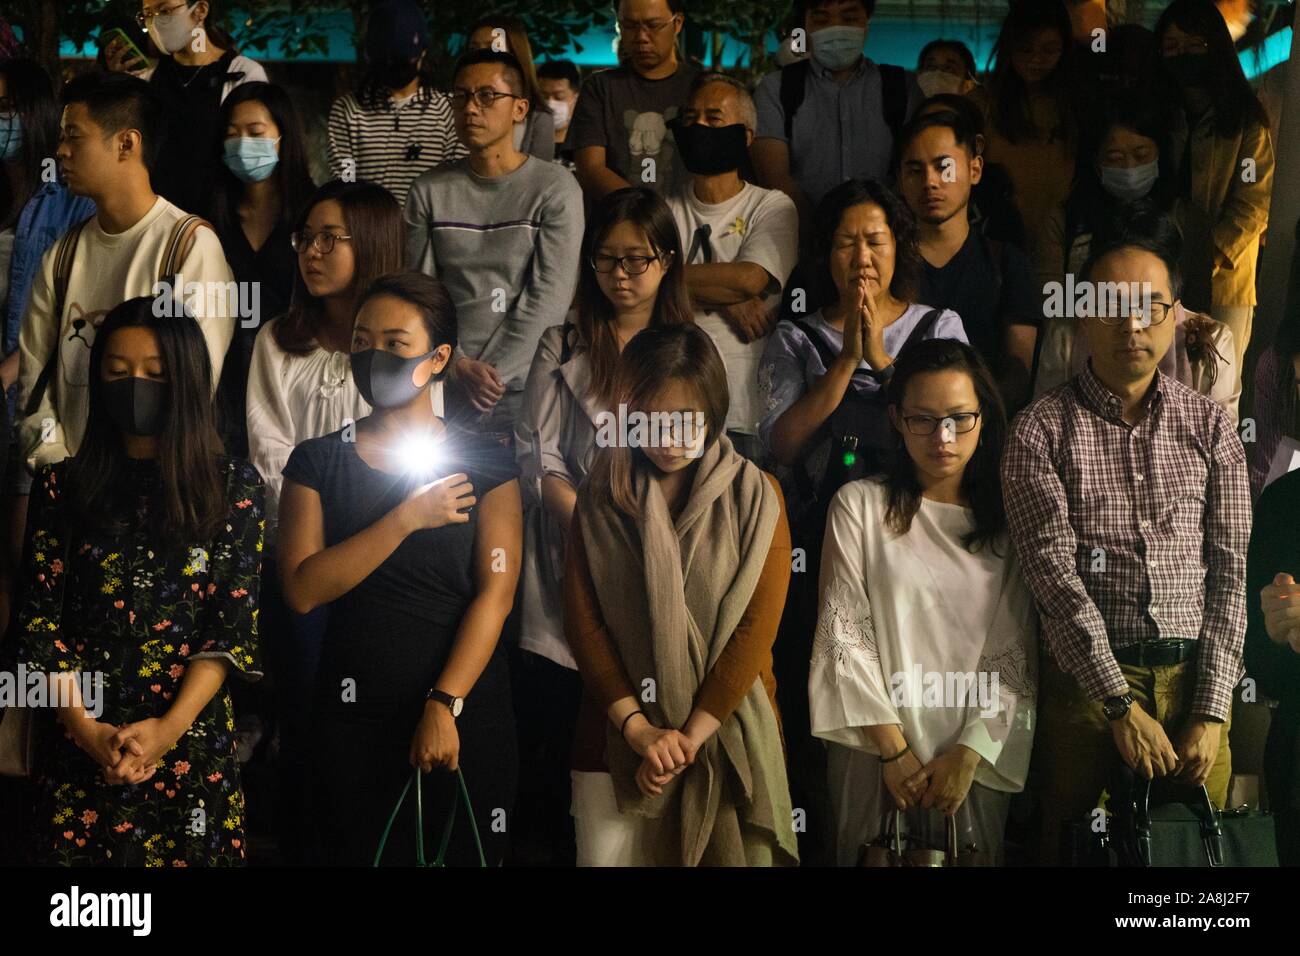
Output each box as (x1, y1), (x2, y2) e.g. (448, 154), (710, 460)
(45, 12), (1293, 79)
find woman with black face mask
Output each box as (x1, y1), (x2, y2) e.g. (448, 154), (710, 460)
(278, 270), (523, 866)
(1155, 0), (1273, 378)
(325, 0), (468, 207)
(12, 296), (264, 866)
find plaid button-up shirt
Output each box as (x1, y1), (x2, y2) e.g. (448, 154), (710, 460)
(1002, 364), (1250, 720)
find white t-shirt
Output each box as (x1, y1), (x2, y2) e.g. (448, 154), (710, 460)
(17, 197), (235, 471)
(668, 181), (798, 435)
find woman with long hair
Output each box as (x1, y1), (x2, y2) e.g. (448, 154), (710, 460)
(14, 296), (263, 865)
(1155, 0), (1274, 372)
(466, 14), (556, 161)
(104, 1), (269, 215)
(244, 178), (402, 861)
(278, 270), (522, 866)
(810, 337), (1037, 865)
(565, 323), (798, 866)
(513, 186), (689, 861)
(209, 81), (315, 459)
(971, 0), (1080, 257)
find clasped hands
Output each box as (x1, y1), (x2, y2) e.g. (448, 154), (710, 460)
(881, 744), (981, 817)
(624, 718), (702, 798)
(67, 713), (183, 786)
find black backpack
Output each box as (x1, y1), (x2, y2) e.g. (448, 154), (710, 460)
(788, 308), (941, 512)
(779, 59), (909, 144)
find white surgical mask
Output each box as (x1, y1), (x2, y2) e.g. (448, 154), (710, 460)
(811, 26), (866, 72)
(1098, 159), (1159, 202)
(546, 97), (572, 130)
(149, 5), (199, 56)
(916, 69), (965, 98)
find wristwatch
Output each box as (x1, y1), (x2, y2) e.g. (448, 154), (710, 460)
(426, 688), (464, 718)
(1101, 693), (1135, 721)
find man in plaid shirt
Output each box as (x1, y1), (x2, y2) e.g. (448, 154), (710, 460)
(1003, 222), (1250, 864)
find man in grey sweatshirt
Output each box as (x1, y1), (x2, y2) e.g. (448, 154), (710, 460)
(405, 48), (584, 438)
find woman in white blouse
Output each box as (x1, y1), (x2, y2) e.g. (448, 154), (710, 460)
(810, 337), (1038, 866)
(243, 178), (404, 862)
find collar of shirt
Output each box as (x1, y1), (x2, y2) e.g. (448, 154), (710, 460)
(1076, 360), (1166, 424)
(809, 55), (870, 84)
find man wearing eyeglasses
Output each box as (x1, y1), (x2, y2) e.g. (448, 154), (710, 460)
(1002, 230), (1250, 865)
(404, 49), (582, 442)
(567, 0), (701, 202)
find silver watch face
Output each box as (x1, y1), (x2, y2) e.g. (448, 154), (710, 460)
(451, 697), (464, 718)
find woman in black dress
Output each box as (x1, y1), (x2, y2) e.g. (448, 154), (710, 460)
(278, 271), (522, 866)
(15, 296), (264, 866)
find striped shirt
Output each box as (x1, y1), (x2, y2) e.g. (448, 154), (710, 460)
(1002, 363), (1250, 720)
(326, 89), (468, 206)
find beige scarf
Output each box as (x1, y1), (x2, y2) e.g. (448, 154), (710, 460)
(577, 434), (799, 866)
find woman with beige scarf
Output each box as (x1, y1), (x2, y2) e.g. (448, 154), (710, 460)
(564, 324), (800, 866)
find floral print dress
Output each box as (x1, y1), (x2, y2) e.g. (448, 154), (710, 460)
(16, 456), (264, 866)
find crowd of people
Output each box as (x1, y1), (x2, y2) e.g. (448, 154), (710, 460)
(0, 0), (1296, 869)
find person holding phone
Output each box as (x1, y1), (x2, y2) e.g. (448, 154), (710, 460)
(104, 2), (268, 216)
(278, 271), (522, 866)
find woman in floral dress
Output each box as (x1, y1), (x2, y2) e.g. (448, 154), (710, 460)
(15, 297), (264, 866)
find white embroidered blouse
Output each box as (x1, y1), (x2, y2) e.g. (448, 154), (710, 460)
(809, 479), (1039, 792)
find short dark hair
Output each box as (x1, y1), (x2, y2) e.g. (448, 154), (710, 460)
(614, 0), (687, 15)
(894, 109), (979, 168)
(357, 270), (458, 362)
(814, 179), (922, 303)
(61, 71), (166, 171)
(915, 92), (985, 138)
(452, 48), (526, 97)
(917, 38), (977, 77)
(1080, 201), (1184, 301)
(537, 59), (580, 91)
(797, 0), (875, 20)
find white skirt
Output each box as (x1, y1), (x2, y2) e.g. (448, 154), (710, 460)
(571, 770), (658, 867)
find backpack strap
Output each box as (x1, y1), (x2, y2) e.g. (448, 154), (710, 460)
(23, 216), (93, 419)
(558, 320), (577, 365)
(879, 64), (909, 142)
(159, 214), (212, 284)
(779, 60), (811, 143)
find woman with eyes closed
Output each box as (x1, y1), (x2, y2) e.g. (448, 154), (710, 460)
(278, 270), (522, 866)
(512, 185), (690, 862)
(14, 296), (264, 866)
(809, 338), (1037, 866)
(757, 178), (967, 863)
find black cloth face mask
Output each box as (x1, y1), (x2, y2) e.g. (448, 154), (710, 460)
(1164, 52), (1211, 88)
(103, 376), (167, 436)
(671, 120), (750, 176)
(375, 56), (420, 90)
(351, 348), (436, 409)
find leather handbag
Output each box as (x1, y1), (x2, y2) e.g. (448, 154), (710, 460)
(373, 767), (487, 867)
(1117, 779), (1279, 868)
(859, 809), (995, 867)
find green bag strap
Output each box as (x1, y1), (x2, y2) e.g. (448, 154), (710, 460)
(373, 767), (487, 867)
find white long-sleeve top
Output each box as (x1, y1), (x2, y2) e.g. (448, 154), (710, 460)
(809, 479), (1038, 793)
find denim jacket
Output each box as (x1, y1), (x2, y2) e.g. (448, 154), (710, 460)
(5, 182), (96, 355)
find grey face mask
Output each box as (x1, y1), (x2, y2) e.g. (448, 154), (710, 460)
(350, 348), (436, 409)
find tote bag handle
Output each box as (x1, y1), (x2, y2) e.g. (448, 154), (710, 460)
(373, 767), (487, 867)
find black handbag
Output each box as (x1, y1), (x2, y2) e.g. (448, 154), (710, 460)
(1118, 779), (1279, 867)
(1068, 769), (1280, 867)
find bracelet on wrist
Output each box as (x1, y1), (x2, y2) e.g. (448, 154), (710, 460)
(619, 709), (646, 741)
(879, 744), (910, 764)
